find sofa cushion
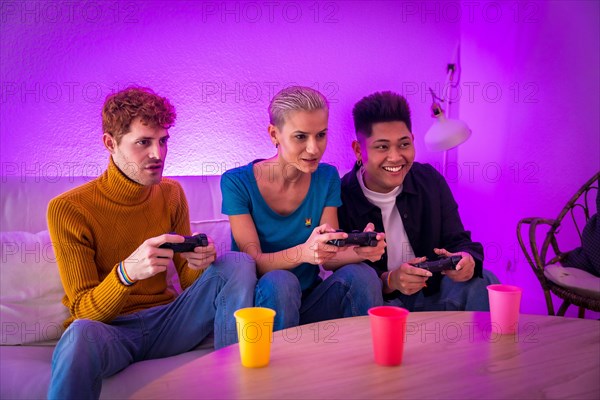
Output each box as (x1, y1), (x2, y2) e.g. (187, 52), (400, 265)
(0, 339), (214, 399)
(0, 230), (188, 345)
(191, 219), (232, 254)
(544, 264), (600, 299)
(1, 230), (68, 345)
(1, 175), (225, 233)
(0, 345), (54, 399)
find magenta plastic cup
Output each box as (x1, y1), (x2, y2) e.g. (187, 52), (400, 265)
(487, 284), (523, 335)
(368, 306), (409, 366)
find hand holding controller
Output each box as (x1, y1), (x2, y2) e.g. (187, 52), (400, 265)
(413, 255), (462, 273)
(159, 233), (209, 253)
(327, 230), (379, 247)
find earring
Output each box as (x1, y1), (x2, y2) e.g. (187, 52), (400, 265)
(356, 159), (363, 168)
(275, 143), (279, 148)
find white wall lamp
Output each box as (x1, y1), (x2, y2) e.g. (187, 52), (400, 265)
(425, 62), (471, 176)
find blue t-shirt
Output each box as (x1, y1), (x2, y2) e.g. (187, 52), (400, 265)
(221, 160), (342, 291)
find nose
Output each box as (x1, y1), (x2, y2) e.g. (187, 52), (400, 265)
(306, 137), (318, 155)
(387, 147), (402, 162)
(149, 142), (162, 160)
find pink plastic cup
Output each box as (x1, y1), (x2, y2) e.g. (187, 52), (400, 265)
(487, 284), (522, 335)
(368, 306), (409, 366)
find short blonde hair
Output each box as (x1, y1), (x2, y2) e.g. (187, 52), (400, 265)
(268, 86), (329, 129)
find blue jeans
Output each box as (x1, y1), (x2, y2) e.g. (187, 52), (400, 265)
(255, 263), (383, 331)
(385, 269), (500, 311)
(48, 252), (256, 400)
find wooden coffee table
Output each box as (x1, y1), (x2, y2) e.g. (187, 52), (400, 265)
(131, 312), (600, 399)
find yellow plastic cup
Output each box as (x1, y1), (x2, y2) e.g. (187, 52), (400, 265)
(234, 307), (276, 368)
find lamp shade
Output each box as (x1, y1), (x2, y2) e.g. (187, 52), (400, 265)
(424, 111), (471, 151)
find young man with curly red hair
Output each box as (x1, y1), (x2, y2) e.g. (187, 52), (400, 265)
(47, 87), (256, 399)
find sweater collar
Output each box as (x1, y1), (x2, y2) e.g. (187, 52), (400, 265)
(98, 157), (153, 205)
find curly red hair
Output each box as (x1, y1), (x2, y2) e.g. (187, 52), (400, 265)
(102, 86), (176, 143)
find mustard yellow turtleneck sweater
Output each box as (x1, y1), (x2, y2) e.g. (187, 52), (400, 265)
(47, 157), (202, 328)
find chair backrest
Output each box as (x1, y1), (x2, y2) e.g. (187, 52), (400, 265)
(543, 172), (599, 265)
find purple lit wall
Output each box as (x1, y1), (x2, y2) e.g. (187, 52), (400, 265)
(457, 0), (599, 317)
(1, 1), (598, 317)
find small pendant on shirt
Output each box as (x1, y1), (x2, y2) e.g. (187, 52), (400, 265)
(305, 218), (312, 227)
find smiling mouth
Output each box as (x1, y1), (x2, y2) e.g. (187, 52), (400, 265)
(382, 165), (404, 173)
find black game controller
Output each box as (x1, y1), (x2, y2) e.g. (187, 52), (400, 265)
(159, 233), (209, 252)
(413, 255), (462, 273)
(327, 230), (379, 247)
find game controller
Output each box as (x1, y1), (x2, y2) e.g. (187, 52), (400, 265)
(327, 230), (379, 247)
(413, 255), (462, 273)
(159, 233), (209, 252)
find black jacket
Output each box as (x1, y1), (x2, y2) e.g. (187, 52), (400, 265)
(561, 177), (600, 277)
(338, 162), (484, 297)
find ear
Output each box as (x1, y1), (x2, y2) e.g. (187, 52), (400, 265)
(351, 139), (362, 162)
(268, 124), (279, 147)
(103, 133), (117, 154)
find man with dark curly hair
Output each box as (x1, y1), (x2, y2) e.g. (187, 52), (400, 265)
(46, 87), (256, 399)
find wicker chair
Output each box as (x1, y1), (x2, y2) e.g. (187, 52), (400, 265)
(517, 172), (600, 318)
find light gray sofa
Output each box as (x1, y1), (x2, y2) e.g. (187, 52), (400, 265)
(0, 174), (233, 399)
